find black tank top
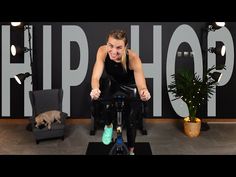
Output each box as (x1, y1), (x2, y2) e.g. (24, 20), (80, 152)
(104, 53), (135, 85)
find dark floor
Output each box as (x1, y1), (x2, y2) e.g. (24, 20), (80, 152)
(0, 121), (236, 155)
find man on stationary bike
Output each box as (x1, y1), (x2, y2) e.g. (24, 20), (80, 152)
(90, 29), (151, 155)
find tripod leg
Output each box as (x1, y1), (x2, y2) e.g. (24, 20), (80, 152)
(121, 144), (129, 155)
(109, 143), (118, 155)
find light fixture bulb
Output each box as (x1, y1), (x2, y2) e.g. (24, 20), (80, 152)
(14, 75), (22, 84)
(11, 22), (22, 27)
(215, 22), (225, 27)
(221, 45), (226, 56)
(11, 45), (16, 56)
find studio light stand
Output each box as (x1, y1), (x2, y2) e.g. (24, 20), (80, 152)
(11, 22), (34, 131)
(25, 24), (34, 131)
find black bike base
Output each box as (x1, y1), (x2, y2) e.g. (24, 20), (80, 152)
(109, 140), (129, 155)
(86, 142), (152, 155)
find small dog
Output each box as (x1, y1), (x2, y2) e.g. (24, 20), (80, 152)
(35, 110), (61, 130)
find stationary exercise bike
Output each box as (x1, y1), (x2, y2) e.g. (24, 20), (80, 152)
(90, 85), (148, 136)
(90, 88), (148, 155)
(109, 93), (129, 155)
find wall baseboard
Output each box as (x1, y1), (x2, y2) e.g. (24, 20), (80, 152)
(1, 118), (236, 125)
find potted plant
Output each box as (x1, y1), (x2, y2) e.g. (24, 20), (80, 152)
(168, 65), (224, 137)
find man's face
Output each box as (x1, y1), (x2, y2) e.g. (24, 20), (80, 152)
(107, 37), (126, 62)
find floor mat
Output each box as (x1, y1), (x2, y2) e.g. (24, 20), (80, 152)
(86, 142), (152, 155)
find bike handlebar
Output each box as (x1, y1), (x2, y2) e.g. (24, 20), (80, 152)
(94, 95), (145, 103)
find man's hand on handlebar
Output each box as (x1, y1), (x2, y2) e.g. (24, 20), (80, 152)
(90, 88), (101, 100)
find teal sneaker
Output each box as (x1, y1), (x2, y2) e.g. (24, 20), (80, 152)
(102, 124), (113, 145)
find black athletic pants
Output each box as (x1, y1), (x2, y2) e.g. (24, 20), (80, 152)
(92, 79), (142, 148)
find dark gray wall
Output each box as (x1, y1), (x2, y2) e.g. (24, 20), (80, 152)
(1, 22), (236, 118)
